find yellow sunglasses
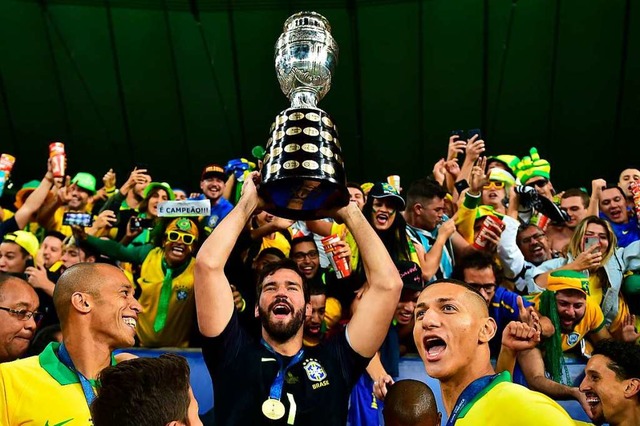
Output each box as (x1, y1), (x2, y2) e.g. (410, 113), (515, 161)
(165, 231), (195, 245)
(483, 181), (505, 190)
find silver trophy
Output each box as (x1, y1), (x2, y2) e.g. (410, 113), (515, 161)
(259, 11), (349, 220)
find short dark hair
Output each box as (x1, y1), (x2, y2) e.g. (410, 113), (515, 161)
(346, 181), (365, 198)
(452, 251), (503, 284)
(91, 354), (191, 426)
(406, 177), (448, 206)
(290, 234), (318, 254)
(44, 230), (66, 243)
(592, 339), (640, 382)
(426, 278), (488, 315)
(309, 281), (326, 297)
(601, 185), (626, 199)
(561, 188), (590, 208)
(255, 259), (309, 303)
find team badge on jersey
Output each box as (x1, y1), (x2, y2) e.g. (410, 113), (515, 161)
(303, 359), (327, 382)
(567, 332), (580, 346)
(175, 286), (189, 301)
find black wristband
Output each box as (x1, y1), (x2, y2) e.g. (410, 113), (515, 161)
(454, 179), (469, 193)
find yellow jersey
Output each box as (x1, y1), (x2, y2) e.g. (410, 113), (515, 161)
(532, 294), (605, 352)
(0, 342), (115, 426)
(456, 372), (575, 425)
(136, 247), (196, 348)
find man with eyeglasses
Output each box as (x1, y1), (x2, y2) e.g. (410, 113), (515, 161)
(453, 251), (554, 358)
(0, 274), (40, 363)
(290, 235), (349, 331)
(81, 217), (199, 347)
(497, 224), (554, 294)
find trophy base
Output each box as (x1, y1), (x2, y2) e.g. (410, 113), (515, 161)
(259, 177), (349, 220)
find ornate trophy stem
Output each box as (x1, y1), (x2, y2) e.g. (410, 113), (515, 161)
(259, 11), (349, 220)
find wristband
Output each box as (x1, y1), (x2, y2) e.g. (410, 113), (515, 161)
(454, 179), (469, 193)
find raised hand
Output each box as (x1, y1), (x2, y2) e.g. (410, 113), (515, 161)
(447, 135), (467, 160)
(373, 375), (394, 401)
(501, 320), (540, 353)
(621, 314), (640, 343)
(103, 168), (116, 190)
(465, 135), (486, 163)
(469, 157), (489, 194)
(571, 243), (603, 271)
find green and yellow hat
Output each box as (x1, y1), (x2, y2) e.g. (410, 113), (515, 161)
(546, 270), (590, 296)
(487, 154), (520, 178)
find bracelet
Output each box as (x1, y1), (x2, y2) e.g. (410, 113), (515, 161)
(239, 298), (247, 313)
(454, 179), (470, 193)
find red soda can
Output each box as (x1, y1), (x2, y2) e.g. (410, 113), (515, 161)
(0, 154), (15, 173)
(321, 234), (351, 279)
(49, 142), (66, 178)
(536, 214), (550, 232)
(473, 215), (505, 251)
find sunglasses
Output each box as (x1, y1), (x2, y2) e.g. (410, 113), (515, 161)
(165, 231), (195, 245)
(483, 181), (505, 190)
(527, 179), (549, 188)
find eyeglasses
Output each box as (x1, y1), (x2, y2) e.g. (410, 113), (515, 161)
(0, 306), (43, 323)
(165, 231), (195, 245)
(483, 181), (505, 190)
(520, 233), (546, 244)
(527, 179), (549, 188)
(291, 250), (319, 261)
(467, 283), (496, 292)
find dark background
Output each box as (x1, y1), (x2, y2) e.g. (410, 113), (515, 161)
(0, 0), (638, 195)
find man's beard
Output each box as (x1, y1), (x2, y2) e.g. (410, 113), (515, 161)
(259, 304), (305, 344)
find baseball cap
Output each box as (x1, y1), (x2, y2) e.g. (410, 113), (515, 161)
(3, 230), (39, 259)
(546, 270), (590, 296)
(368, 182), (405, 210)
(14, 180), (40, 209)
(487, 155), (519, 178)
(71, 172), (97, 194)
(143, 182), (175, 201)
(396, 260), (424, 291)
(201, 164), (228, 182)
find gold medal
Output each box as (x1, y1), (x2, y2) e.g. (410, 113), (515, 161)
(262, 398), (286, 420)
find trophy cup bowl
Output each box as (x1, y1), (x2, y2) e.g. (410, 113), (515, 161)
(259, 11), (349, 220)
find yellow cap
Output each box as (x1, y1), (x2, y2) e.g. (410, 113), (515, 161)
(3, 230), (39, 259)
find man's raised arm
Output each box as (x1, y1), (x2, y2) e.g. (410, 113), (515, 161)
(340, 203), (403, 357)
(194, 175), (260, 337)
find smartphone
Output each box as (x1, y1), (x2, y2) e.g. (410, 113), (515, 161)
(130, 216), (154, 231)
(25, 258), (34, 269)
(62, 212), (93, 227)
(468, 128), (482, 140)
(584, 236), (600, 252)
(451, 130), (465, 139)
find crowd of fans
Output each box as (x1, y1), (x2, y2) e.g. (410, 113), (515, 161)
(1, 133), (640, 425)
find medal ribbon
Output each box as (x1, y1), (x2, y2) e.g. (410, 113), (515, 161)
(446, 374), (498, 426)
(57, 343), (98, 407)
(261, 339), (305, 402)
